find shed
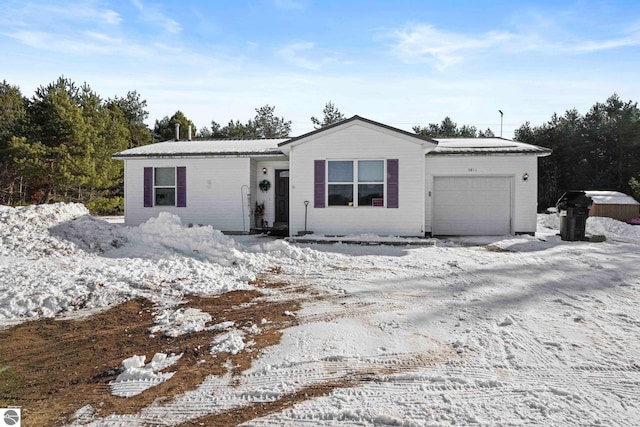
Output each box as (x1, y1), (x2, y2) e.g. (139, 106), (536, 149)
(584, 191), (640, 222)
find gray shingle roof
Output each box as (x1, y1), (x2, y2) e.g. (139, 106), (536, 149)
(429, 138), (552, 156)
(112, 138), (288, 158)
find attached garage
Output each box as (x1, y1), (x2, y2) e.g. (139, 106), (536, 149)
(426, 138), (552, 236)
(433, 176), (512, 235)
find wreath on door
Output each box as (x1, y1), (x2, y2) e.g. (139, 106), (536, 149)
(259, 179), (271, 191)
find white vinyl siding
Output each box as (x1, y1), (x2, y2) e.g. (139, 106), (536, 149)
(287, 121), (427, 236)
(124, 157), (252, 230)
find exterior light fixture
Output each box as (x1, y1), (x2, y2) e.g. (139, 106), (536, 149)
(262, 167), (267, 174)
(522, 173), (529, 181)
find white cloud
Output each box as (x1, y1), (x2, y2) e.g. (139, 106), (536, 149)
(45, 3), (123, 26)
(3, 29), (147, 57)
(387, 21), (640, 70)
(276, 41), (339, 70)
(101, 9), (123, 25)
(388, 24), (518, 69)
(131, 0), (182, 34)
(573, 29), (640, 52)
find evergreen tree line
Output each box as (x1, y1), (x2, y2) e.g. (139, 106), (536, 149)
(0, 77), (152, 213)
(514, 94), (640, 210)
(1, 76), (638, 214)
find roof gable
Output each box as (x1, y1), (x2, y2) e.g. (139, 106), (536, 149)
(279, 115), (437, 149)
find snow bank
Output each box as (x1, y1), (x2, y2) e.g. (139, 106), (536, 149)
(539, 212), (640, 241)
(587, 216), (640, 239)
(0, 205), (255, 323)
(119, 212), (243, 266)
(0, 203), (90, 258)
(0, 203), (338, 324)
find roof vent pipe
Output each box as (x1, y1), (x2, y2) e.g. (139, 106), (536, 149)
(188, 124), (192, 141)
(175, 123), (180, 141)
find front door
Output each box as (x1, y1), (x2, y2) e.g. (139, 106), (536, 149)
(274, 169), (289, 226)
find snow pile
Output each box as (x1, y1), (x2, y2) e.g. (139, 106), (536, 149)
(150, 307), (213, 338)
(119, 212), (243, 266)
(245, 238), (327, 263)
(49, 214), (129, 253)
(0, 202), (88, 228)
(0, 203), (90, 258)
(109, 353), (183, 397)
(587, 216), (640, 239)
(540, 212), (640, 241)
(0, 203), (336, 323)
(538, 212), (561, 231)
(210, 330), (247, 355)
(0, 205), (261, 323)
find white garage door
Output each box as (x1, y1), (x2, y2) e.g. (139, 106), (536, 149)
(433, 177), (512, 236)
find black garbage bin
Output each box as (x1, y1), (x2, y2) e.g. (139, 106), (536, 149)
(555, 191), (593, 241)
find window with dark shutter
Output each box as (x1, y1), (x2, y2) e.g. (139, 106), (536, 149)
(314, 160), (325, 208)
(144, 166), (185, 207)
(143, 167), (153, 207)
(176, 166), (186, 207)
(387, 159), (399, 208)
(325, 160), (386, 207)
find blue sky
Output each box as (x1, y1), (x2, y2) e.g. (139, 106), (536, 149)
(2, 0), (639, 138)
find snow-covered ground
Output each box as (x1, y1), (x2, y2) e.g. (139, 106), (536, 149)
(2, 203), (640, 425)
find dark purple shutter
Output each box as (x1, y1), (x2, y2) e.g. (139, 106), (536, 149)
(176, 166), (186, 207)
(387, 159), (398, 208)
(314, 160), (325, 208)
(143, 167), (153, 207)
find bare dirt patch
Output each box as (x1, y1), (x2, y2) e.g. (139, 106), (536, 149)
(0, 283), (300, 427)
(1, 274), (453, 426)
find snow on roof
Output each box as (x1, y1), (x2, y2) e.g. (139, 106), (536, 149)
(112, 135), (551, 159)
(585, 191), (640, 205)
(113, 138), (289, 158)
(430, 138), (552, 156)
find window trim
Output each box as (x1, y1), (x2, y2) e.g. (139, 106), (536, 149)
(154, 167), (176, 206)
(327, 159), (386, 207)
(143, 166), (186, 208)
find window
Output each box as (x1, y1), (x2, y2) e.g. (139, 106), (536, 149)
(144, 166), (186, 208)
(154, 167), (176, 206)
(357, 160), (384, 206)
(328, 161), (353, 206)
(327, 160), (384, 207)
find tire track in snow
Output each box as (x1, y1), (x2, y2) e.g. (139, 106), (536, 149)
(79, 350), (455, 426)
(245, 358), (640, 426)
